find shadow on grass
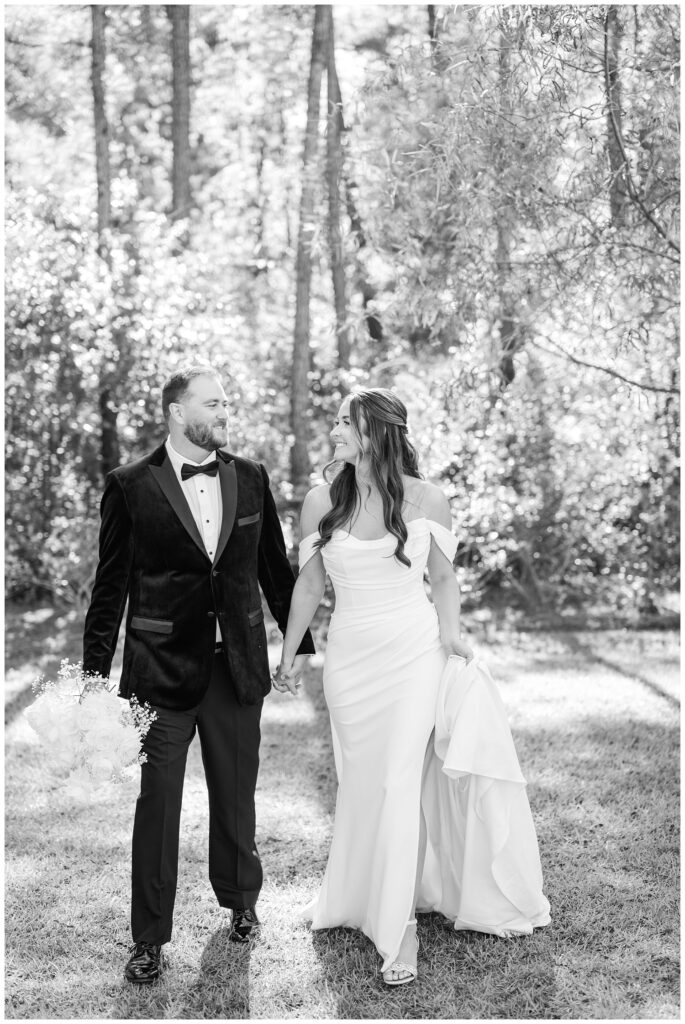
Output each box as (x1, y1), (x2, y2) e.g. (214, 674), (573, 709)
(519, 717), (679, 805)
(557, 633), (680, 709)
(105, 928), (252, 1020)
(309, 915), (558, 1019)
(4, 605), (84, 725)
(193, 926), (252, 1018)
(259, 714), (336, 811)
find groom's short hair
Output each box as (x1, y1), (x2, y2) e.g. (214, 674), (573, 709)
(162, 365), (221, 420)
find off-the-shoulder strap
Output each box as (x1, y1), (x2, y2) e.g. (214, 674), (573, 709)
(426, 519), (458, 562)
(298, 532), (321, 571)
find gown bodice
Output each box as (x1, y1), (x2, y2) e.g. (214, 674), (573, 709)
(299, 517), (458, 618)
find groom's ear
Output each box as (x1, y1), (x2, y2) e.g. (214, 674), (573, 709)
(168, 402), (185, 426)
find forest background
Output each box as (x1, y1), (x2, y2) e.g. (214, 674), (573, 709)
(4, 2), (680, 625)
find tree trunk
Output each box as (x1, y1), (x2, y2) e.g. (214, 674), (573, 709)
(291, 5), (328, 496)
(325, 7), (351, 370)
(427, 4), (438, 45)
(167, 4), (192, 220)
(99, 387), (120, 475)
(91, 5), (120, 474)
(604, 6), (628, 226)
(91, 5), (111, 261)
(427, 4), (450, 75)
(495, 21), (520, 388)
(251, 132), (267, 273)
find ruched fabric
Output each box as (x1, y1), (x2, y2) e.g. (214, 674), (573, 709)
(299, 517), (549, 969)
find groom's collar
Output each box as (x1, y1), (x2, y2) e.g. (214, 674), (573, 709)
(164, 436), (218, 473)
(147, 441), (233, 468)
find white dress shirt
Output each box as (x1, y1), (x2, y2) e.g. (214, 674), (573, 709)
(165, 437), (223, 641)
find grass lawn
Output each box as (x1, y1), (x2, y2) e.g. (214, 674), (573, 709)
(4, 604), (680, 1019)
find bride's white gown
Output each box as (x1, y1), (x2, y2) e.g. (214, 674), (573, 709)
(299, 517), (550, 971)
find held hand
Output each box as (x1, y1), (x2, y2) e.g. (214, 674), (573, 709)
(441, 634), (474, 663)
(271, 654), (308, 696)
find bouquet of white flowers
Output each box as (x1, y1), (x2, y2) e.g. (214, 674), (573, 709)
(23, 659), (157, 803)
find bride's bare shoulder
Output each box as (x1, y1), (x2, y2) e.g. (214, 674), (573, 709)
(303, 483), (332, 513)
(300, 484), (333, 536)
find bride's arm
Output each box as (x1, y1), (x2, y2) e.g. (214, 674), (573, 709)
(273, 488), (328, 692)
(423, 484), (474, 662)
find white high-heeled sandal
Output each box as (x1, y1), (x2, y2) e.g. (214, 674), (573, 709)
(382, 919), (418, 986)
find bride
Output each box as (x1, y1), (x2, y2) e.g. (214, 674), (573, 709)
(274, 387), (550, 985)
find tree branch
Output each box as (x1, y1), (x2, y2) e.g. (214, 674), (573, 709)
(529, 334), (679, 394)
(5, 34), (43, 47)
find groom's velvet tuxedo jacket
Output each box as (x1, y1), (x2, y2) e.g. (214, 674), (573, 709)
(83, 444), (314, 710)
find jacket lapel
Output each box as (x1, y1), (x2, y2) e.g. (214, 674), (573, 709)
(213, 457), (237, 566)
(148, 450), (209, 559)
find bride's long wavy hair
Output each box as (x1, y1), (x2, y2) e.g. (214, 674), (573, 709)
(315, 388), (422, 567)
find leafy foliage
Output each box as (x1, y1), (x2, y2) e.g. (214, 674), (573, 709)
(4, 4), (679, 616)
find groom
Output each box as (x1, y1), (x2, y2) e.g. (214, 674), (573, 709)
(83, 365), (314, 983)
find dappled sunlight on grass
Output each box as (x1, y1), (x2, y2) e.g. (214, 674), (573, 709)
(6, 627), (679, 1018)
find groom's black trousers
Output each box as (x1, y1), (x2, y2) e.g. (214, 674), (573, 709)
(131, 651), (263, 944)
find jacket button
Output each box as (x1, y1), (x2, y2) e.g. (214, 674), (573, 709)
(207, 611), (216, 620)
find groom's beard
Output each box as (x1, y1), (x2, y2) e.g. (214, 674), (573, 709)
(184, 419), (228, 452)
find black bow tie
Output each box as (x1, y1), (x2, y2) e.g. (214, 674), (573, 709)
(181, 461), (219, 481)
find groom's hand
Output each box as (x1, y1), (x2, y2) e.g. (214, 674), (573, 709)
(272, 668), (298, 695)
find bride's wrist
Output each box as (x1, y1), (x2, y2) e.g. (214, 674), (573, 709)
(440, 630), (462, 643)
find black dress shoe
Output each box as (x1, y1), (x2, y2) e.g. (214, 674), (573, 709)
(124, 941), (164, 983)
(230, 906), (260, 943)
